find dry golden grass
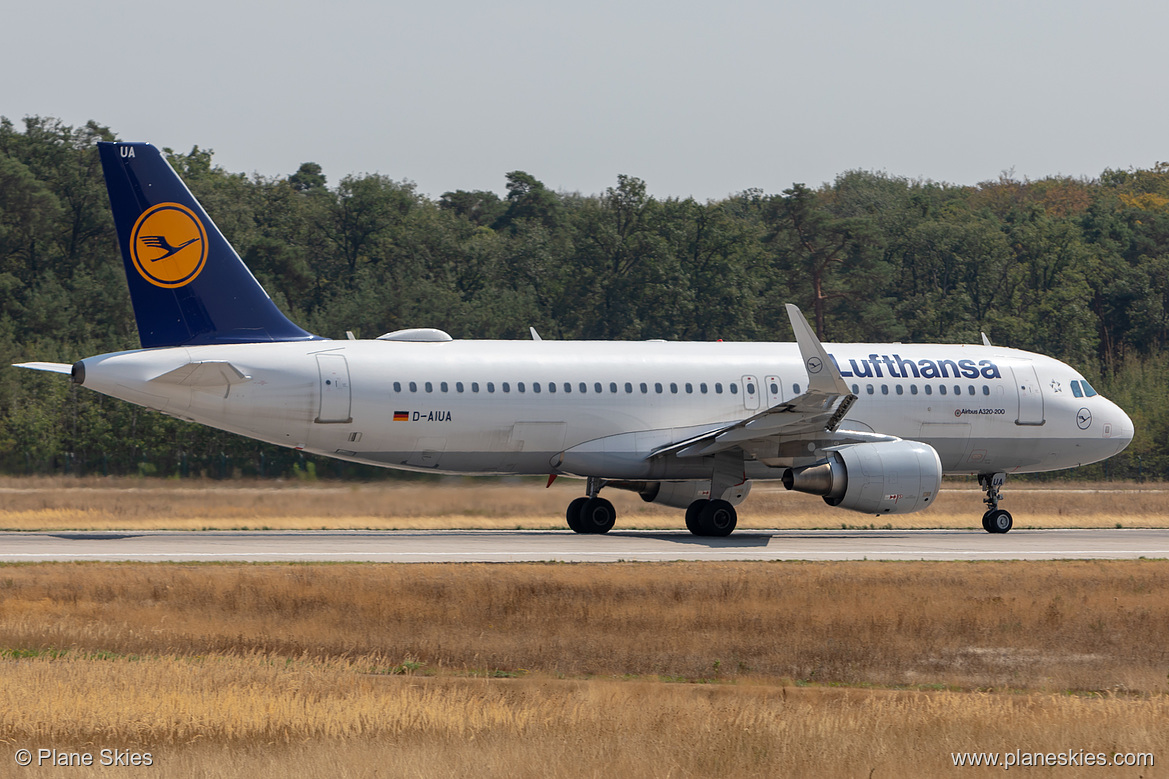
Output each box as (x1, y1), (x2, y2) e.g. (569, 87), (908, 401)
(2, 561), (1168, 776)
(3, 655), (1167, 777)
(0, 475), (1165, 530)
(2, 561), (1168, 692)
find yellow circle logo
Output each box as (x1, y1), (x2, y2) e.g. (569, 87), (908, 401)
(129, 203), (208, 288)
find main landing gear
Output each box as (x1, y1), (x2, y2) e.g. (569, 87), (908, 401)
(564, 477), (739, 537)
(684, 499), (737, 537)
(565, 477), (616, 534)
(979, 472), (1012, 533)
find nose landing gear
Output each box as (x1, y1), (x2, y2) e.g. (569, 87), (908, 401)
(979, 472), (1012, 533)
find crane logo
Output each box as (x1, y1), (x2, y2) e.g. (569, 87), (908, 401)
(129, 203), (208, 288)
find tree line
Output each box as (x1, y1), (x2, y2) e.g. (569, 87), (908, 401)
(0, 116), (1164, 480)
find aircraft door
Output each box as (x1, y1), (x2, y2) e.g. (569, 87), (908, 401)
(741, 375), (760, 411)
(764, 375), (783, 407)
(1010, 363), (1044, 426)
(315, 353), (352, 423)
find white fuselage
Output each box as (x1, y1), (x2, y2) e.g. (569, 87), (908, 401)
(75, 338), (1134, 482)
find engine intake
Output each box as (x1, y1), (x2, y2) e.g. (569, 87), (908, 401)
(782, 440), (942, 515)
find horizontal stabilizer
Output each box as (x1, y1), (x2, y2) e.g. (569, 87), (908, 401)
(149, 361), (251, 388)
(12, 362), (73, 375)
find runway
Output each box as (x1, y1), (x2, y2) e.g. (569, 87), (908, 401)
(2, 528), (1169, 563)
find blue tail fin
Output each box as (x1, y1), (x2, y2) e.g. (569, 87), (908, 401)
(98, 141), (319, 348)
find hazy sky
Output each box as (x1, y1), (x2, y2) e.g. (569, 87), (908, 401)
(5, 0), (1166, 200)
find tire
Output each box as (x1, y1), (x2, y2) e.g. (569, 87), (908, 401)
(566, 497), (589, 533)
(698, 499), (737, 537)
(579, 497), (616, 534)
(981, 511), (994, 533)
(685, 499), (709, 535)
(987, 509), (1013, 534)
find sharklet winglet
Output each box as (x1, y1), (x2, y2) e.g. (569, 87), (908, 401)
(785, 304), (851, 396)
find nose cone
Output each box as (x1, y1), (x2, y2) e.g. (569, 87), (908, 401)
(1108, 400), (1135, 457)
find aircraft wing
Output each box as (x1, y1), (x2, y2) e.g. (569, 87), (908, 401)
(651, 305), (859, 459)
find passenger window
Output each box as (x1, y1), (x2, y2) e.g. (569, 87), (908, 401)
(640, 382), (648, 394)
(654, 382), (663, 393)
(533, 382), (541, 393)
(967, 385), (975, 396)
(954, 385), (961, 396)
(715, 383), (723, 394)
(487, 382), (495, 393)
(409, 381), (417, 392)
(591, 382), (599, 393)
(472, 382), (479, 393)
(881, 384), (889, 395)
(393, 381), (401, 393)
(701, 383), (708, 394)
(670, 382), (678, 394)
(440, 381), (448, 392)
(939, 385), (947, 395)
(625, 382), (633, 394)
(547, 382), (555, 393)
(518, 382), (526, 393)
(425, 382), (433, 393)
(770, 382), (778, 395)
(455, 382), (464, 393)
(730, 383), (739, 394)
(924, 385), (932, 396)
(610, 382), (618, 393)
(982, 385), (989, 396)
(502, 382), (510, 393)
(867, 384), (875, 395)
(562, 382), (569, 393)
(851, 384), (859, 394)
(793, 383), (801, 394)
(910, 385), (918, 395)
(747, 382), (755, 394)
(895, 385), (903, 395)
(685, 383), (693, 394)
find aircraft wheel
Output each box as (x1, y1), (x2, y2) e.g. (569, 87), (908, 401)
(698, 499), (737, 537)
(685, 499), (709, 535)
(981, 511), (994, 533)
(579, 497), (617, 534)
(566, 497), (589, 533)
(985, 509), (1013, 534)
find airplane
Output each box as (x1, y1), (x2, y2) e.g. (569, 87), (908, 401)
(15, 142), (1135, 536)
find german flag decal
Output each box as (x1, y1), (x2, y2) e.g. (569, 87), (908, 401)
(393, 411), (409, 422)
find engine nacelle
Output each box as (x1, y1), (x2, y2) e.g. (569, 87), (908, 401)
(782, 440), (942, 515)
(608, 480), (751, 509)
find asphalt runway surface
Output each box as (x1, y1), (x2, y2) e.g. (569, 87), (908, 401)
(2, 528), (1168, 563)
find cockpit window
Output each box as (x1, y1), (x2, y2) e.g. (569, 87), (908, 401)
(1070, 380), (1083, 398)
(1081, 380), (1098, 397)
